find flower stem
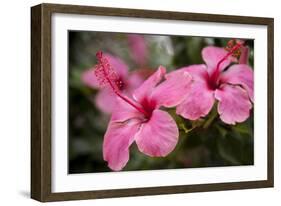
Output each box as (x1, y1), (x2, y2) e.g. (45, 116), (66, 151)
(203, 106), (218, 129)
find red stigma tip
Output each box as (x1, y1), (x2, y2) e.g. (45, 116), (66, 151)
(96, 51), (103, 59)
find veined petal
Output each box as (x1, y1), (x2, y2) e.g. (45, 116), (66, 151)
(166, 64), (208, 83)
(133, 66), (166, 102)
(215, 84), (252, 125)
(220, 64), (254, 101)
(150, 70), (193, 108)
(135, 110), (179, 157)
(103, 118), (141, 171)
(111, 97), (145, 122)
(176, 81), (215, 120)
(202, 46), (236, 75)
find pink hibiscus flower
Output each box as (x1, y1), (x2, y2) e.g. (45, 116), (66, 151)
(173, 40), (253, 125)
(93, 51), (192, 171)
(82, 53), (145, 114)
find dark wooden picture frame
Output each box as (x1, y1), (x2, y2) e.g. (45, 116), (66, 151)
(31, 3), (274, 202)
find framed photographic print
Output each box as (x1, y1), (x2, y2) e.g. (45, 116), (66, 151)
(31, 3), (274, 202)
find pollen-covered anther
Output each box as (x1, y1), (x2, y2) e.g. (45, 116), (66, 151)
(94, 51), (120, 92)
(224, 39), (243, 58)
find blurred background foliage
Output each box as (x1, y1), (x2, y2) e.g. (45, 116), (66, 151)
(68, 31), (254, 173)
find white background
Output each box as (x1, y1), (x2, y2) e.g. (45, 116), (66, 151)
(52, 13), (268, 192)
(0, 0), (279, 205)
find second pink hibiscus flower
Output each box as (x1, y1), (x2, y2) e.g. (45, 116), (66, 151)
(172, 40), (254, 125)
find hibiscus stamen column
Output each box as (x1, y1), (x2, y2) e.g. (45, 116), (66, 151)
(94, 51), (150, 118)
(209, 40), (244, 88)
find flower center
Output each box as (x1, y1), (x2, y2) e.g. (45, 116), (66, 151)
(139, 98), (156, 119)
(94, 51), (150, 118)
(208, 40), (244, 90)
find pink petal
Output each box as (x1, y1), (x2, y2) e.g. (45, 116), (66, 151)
(127, 71), (146, 92)
(95, 88), (117, 114)
(81, 68), (100, 88)
(168, 64), (208, 83)
(103, 118), (141, 171)
(127, 34), (147, 66)
(172, 65), (214, 120)
(215, 85), (252, 125)
(104, 53), (129, 78)
(133, 66), (166, 103)
(219, 64), (254, 101)
(96, 86), (145, 115)
(150, 70), (193, 108)
(202, 46), (235, 75)
(176, 81), (215, 120)
(239, 46), (250, 64)
(135, 109), (179, 157)
(111, 97), (145, 122)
